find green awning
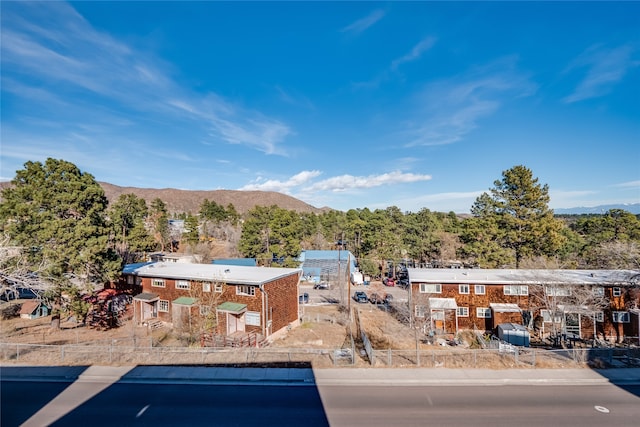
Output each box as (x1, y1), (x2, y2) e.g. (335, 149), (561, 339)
(217, 302), (247, 314)
(173, 297), (198, 306)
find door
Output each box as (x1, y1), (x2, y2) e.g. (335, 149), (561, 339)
(432, 310), (445, 333)
(565, 312), (581, 338)
(226, 313), (246, 335)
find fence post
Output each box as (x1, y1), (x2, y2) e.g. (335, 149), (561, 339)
(16, 344), (20, 361)
(388, 349), (392, 366)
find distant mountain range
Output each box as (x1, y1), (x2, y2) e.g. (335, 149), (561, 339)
(554, 203), (640, 215)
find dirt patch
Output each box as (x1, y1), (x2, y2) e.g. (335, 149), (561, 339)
(271, 305), (350, 349)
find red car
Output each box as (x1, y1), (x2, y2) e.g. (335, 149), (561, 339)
(383, 277), (395, 287)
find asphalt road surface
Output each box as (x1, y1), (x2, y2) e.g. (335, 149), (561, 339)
(3, 380), (639, 427)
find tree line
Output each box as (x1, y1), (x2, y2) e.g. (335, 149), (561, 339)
(1, 159), (638, 319)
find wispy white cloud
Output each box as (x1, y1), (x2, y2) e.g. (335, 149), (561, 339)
(391, 37), (437, 70)
(239, 171), (323, 193)
(239, 170), (432, 197)
(307, 171), (432, 192)
(353, 36), (437, 90)
(613, 180), (640, 189)
(405, 57), (536, 146)
(1, 2), (293, 157)
(340, 9), (385, 34)
(563, 44), (638, 103)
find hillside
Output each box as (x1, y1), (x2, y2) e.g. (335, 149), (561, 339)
(100, 183), (328, 215)
(0, 181), (329, 215)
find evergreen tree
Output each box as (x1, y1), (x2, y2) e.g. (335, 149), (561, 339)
(0, 158), (121, 282)
(109, 193), (154, 263)
(149, 198), (170, 251)
(461, 165), (565, 268)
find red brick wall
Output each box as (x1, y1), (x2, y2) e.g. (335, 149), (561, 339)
(136, 271), (300, 337)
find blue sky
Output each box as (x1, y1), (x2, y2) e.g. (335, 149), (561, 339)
(1, 1), (639, 213)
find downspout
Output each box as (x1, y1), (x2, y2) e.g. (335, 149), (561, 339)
(258, 284), (268, 338)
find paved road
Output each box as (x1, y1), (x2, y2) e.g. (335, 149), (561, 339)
(2, 366), (639, 427)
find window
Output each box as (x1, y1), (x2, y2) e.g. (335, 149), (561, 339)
(419, 283), (441, 294)
(612, 311), (630, 323)
(595, 312), (604, 322)
(477, 307), (491, 318)
(246, 311), (261, 326)
(158, 300), (169, 312)
(457, 307), (469, 317)
(214, 284), (223, 293)
(152, 279), (165, 288)
(540, 310), (563, 323)
(459, 284), (470, 294)
(202, 282), (211, 293)
(545, 286), (570, 297)
(236, 285), (256, 296)
(176, 280), (190, 290)
(504, 285), (528, 296)
(127, 275), (134, 285)
(200, 305), (211, 316)
(474, 285), (485, 295)
(415, 305), (426, 318)
(594, 287), (604, 297)
(613, 287), (622, 297)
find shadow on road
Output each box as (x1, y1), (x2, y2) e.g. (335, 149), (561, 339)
(1, 363), (329, 427)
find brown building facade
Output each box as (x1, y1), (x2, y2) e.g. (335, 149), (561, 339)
(408, 268), (640, 342)
(121, 262), (302, 342)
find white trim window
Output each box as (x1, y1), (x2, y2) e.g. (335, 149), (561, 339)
(246, 311), (261, 326)
(214, 284), (223, 293)
(152, 279), (165, 288)
(236, 285), (256, 296)
(474, 285), (485, 295)
(200, 305), (211, 316)
(176, 280), (190, 290)
(419, 283), (441, 294)
(457, 307), (469, 317)
(612, 311), (630, 323)
(158, 300), (169, 312)
(594, 287), (605, 297)
(504, 285), (528, 296)
(127, 275), (135, 285)
(540, 310), (563, 323)
(415, 305), (426, 318)
(202, 282), (211, 293)
(459, 284), (470, 294)
(477, 307), (491, 318)
(595, 312), (604, 322)
(545, 286), (570, 297)
(613, 287), (622, 297)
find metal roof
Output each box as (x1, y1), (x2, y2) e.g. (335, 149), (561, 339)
(173, 297), (197, 306)
(217, 302), (247, 314)
(407, 268), (640, 286)
(130, 262), (301, 286)
(490, 303), (521, 313)
(429, 298), (458, 310)
(133, 292), (159, 302)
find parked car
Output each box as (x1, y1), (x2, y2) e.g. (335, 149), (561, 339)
(299, 293), (309, 304)
(397, 278), (409, 288)
(384, 293), (393, 304)
(353, 291), (368, 303)
(383, 277), (395, 287)
(369, 293), (385, 304)
(314, 282), (330, 290)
